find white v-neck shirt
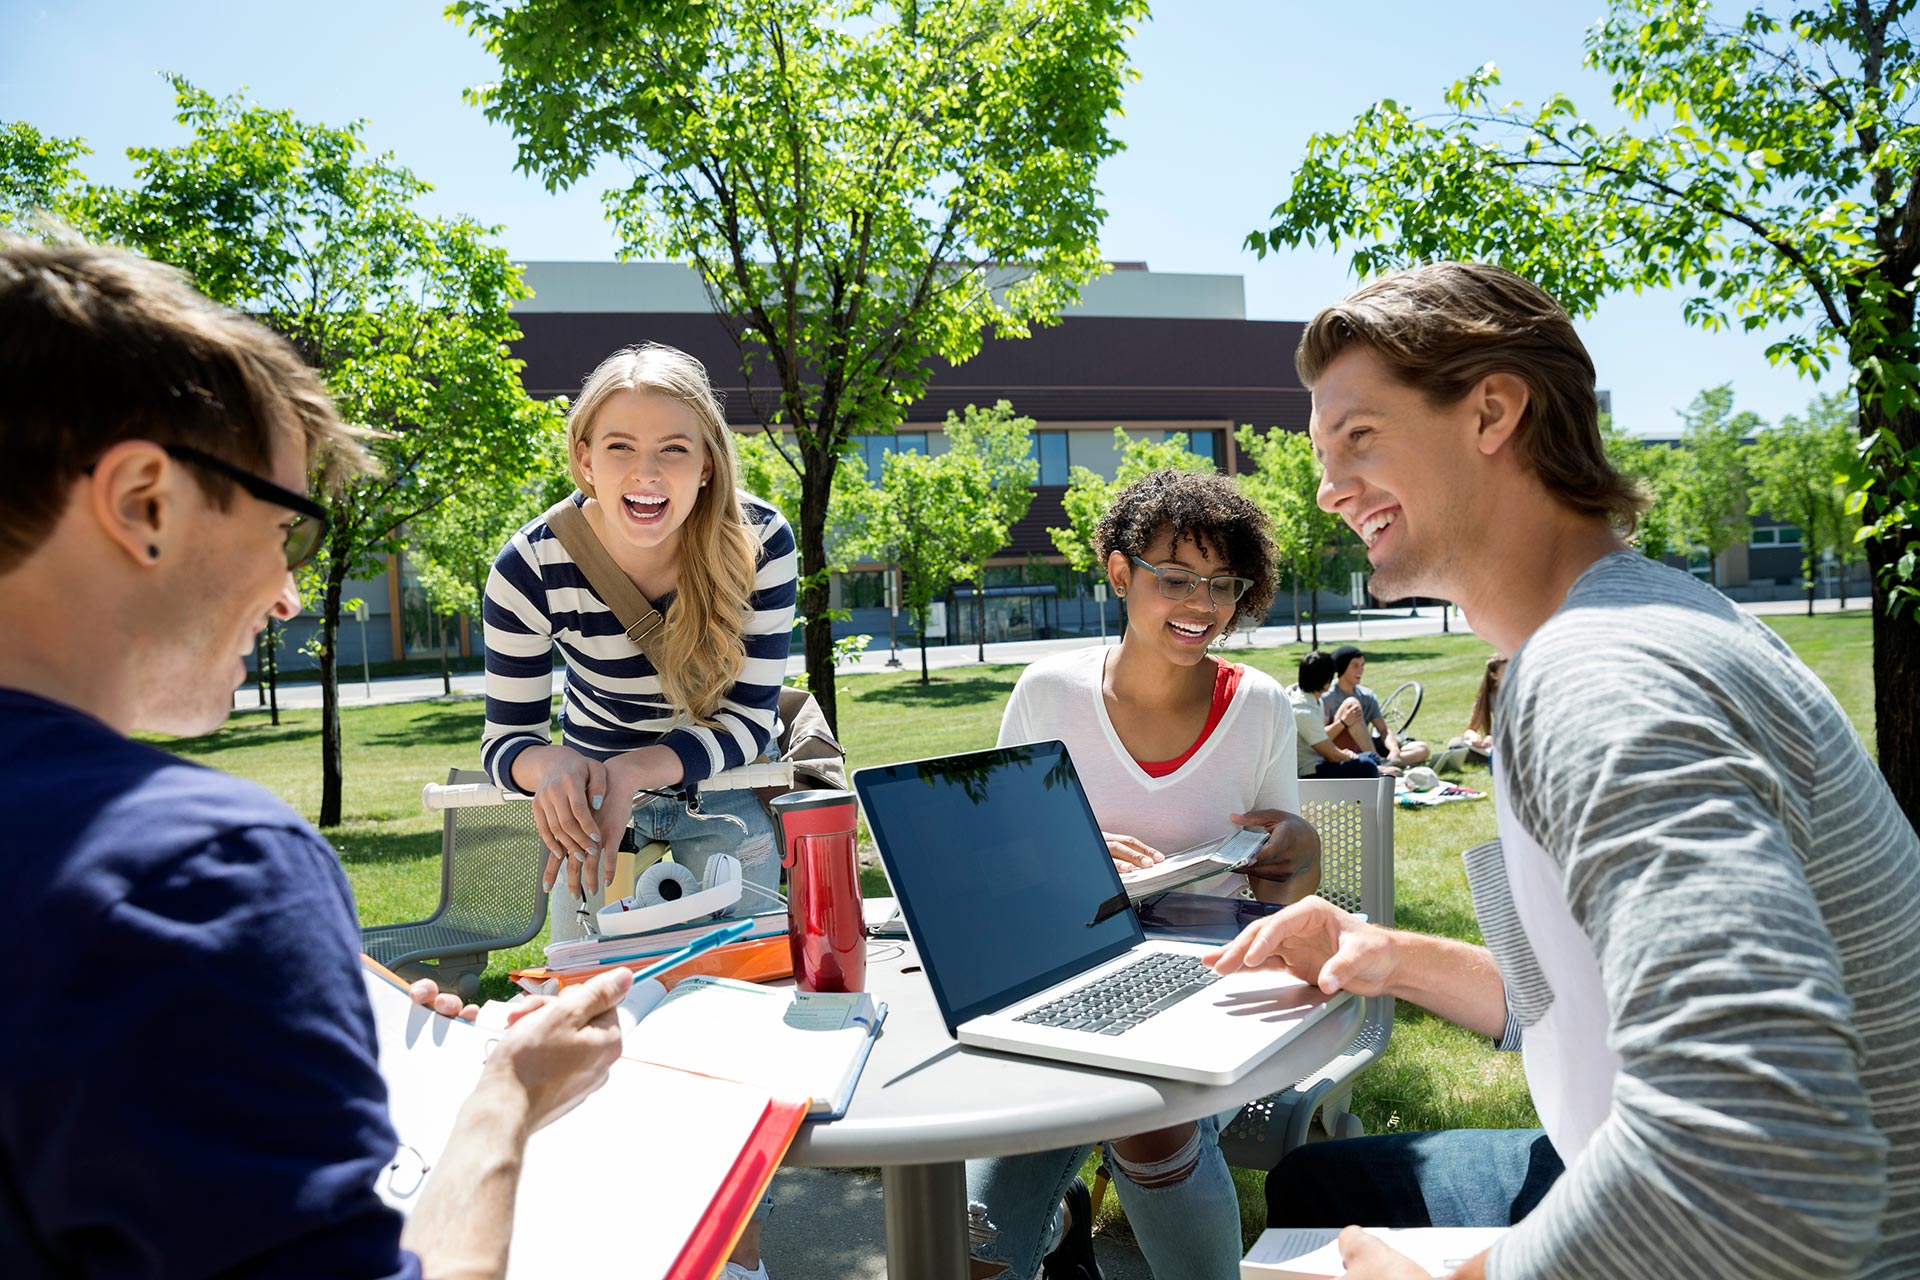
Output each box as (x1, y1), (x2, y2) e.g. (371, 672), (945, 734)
(997, 647), (1301, 859)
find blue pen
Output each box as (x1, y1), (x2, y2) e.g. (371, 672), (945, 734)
(605, 918), (757, 980)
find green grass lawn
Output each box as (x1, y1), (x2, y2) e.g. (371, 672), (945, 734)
(154, 609), (1877, 1245)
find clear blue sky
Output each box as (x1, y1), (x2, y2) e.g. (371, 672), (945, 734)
(3, 0), (1842, 433)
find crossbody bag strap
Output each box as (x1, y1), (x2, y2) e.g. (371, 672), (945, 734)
(542, 494), (668, 660)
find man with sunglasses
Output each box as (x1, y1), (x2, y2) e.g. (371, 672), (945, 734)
(0, 239), (634, 1278)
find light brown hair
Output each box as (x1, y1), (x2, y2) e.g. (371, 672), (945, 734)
(566, 344), (756, 728)
(1296, 261), (1647, 531)
(0, 238), (369, 574)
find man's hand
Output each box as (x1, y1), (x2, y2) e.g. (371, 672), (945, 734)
(1334, 1227), (1439, 1279)
(528, 747), (610, 894)
(1202, 894), (1398, 997)
(476, 966), (633, 1133)
(1103, 830), (1165, 872)
(408, 978), (479, 1023)
(1332, 697), (1365, 731)
(1232, 810), (1321, 904)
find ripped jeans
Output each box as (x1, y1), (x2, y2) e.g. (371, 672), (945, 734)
(548, 782), (781, 941)
(966, 1113), (1241, 1280)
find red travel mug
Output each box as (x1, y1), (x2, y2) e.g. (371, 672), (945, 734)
(769, 789), (866, 993)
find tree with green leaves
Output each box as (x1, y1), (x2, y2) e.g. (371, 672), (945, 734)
(0, 123), (88, 230)
(943, 401), (1039, 656)
(1235, 424), (1354, 647)
(1747, 393), (1853, 615)
(1671, 385), (1759, 586)
(1252, 0), (1920, 808)
(1602, 419), (1685, 561)
(409, 409), (573, 693)
(7, 82), (557, 826)
(851, 415), (1035, 683)
(452, 0), (1145, 733)
(1048, 428), (1217, 576)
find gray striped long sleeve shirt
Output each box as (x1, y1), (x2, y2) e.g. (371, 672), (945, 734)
(1477, 552), (1920, 1280)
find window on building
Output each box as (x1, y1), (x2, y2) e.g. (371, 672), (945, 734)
(1178, 430), (1219, 467)
(852, 432), (929, 484)
(1750, 525), (1804, 548)
(1029, 431), (1070, 485)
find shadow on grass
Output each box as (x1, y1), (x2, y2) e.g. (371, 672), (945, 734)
(160, 723), (323, 756)
(366, 710), (489, 749)
(852, 675), (1020, 708)
(333, 829), (442, 867)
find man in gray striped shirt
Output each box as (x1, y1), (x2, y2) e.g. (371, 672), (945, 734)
(1208, 261), (1920, 1279)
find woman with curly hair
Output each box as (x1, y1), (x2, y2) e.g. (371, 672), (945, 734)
(969, 468), (1320, 1280)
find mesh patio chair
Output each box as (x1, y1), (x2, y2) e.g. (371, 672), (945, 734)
(1217, 775), (1396, 1165)
(361, 767), (549, 1001)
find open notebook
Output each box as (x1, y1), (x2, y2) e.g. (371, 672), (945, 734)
(619, 974), (886, 1120)
(1242, 1227), (1507, 1278)
(361, 960), (807, 1280)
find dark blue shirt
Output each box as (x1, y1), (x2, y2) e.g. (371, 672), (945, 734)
(0, 688), (422, 1279)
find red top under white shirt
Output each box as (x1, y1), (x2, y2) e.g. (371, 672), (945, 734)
(995, 648), (1299, 861)
(1137, 660), (1245, 777)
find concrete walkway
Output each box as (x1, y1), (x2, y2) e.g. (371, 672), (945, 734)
(759, 1167), (1153, 1280)
(236, 593), (1861, 713)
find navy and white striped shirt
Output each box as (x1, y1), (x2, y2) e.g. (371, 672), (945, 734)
(481, 491), (797, 792)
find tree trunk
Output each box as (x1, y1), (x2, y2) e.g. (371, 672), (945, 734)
(976, 581), (985, 662)
(796, 444), (839, 733)
(266, 619), (280, 727)
(318, 549), (349, 828)
(918, 608), (930, 685)
(438, 613), (451, 696)
(1839, 555), (1850, 610)
(1292, 578), (1302, 644)
(1861, 401), (1920, 821)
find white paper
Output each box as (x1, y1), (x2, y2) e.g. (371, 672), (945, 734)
(363, 967), (775, 1280)
(1241, 1227), (1505, 1278)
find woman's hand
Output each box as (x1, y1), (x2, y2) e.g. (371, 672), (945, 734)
(1231, 810), (1321, 904)
(1102, 830), (1165, 873)
(524, 747), (611, 895)
(594, 747), (686, 892)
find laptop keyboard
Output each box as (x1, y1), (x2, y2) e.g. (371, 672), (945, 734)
(1015, 951), (1222, 1037)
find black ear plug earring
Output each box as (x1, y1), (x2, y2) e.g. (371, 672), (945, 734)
(148, 545), (160, 560)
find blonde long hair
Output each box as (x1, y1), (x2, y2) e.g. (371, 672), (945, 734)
(567, 344), (757, 729)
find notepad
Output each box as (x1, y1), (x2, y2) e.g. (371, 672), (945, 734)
(619, 974), (887, 1120)
(1241, 1227), (1506, 1278)
(361, 961), (806, 1280)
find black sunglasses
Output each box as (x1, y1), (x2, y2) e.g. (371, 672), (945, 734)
(159, 445), (330, 570)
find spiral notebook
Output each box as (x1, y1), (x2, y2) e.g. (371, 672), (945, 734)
(361, 959), (807, 1280)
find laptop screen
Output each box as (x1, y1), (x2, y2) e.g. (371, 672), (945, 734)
(853, 741), (1144, 1032)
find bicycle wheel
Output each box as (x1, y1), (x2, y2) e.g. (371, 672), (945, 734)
(1378, 680), (1423, 737)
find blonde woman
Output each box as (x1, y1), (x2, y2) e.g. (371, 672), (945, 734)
(481, 342), (797, 921)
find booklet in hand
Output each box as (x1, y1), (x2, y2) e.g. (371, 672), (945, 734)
(1117, 826), (1268, 900)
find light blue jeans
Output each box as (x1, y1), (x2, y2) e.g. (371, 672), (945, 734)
(629, 783), (781, 913)
(966, 1112), (1241, 1280)
(549, 781), (781, 940)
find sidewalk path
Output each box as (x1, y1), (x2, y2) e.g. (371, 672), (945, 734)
(235, 595), (1863, 713)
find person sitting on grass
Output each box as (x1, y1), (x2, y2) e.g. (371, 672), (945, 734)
(1320, 644), (1430, 768)
(0, 238), (633, 1280)
(972, 467), (1322, 1280)
(1289, 649), (1394, 779)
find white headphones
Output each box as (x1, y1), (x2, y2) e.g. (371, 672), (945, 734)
(596, 852), (742, 939)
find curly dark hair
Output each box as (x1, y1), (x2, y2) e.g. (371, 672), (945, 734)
(1093, 468), (1277, 634)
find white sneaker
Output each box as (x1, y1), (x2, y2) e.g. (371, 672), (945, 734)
(720, 1262), (769, 1280)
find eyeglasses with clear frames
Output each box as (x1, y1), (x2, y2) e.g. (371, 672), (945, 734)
(1128, 555), (1254, 609)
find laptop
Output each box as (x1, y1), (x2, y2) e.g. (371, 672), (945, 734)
(852, 741), (1353, 1085)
